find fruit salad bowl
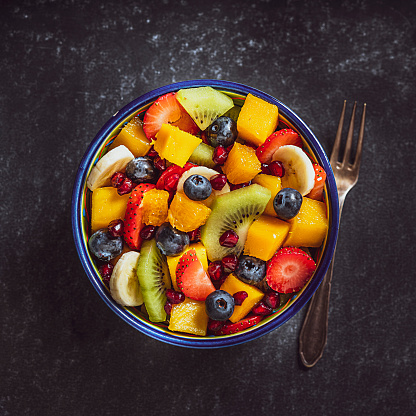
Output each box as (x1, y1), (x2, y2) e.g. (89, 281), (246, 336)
(72, 80), (339, 348)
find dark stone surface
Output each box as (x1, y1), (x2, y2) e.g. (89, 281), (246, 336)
(1, 0), (415, 414)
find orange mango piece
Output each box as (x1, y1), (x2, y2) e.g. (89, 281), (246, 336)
(251, 174), (282, 216)
(244, 215), (290, 261)
(237, 93), (279, 147)
(109, 116), (152, 156)
(284, 197), (328, 247)
(141, 189), (169, 226)
(220, 274), (264, 323)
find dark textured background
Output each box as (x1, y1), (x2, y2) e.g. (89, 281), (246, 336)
(1, 0), (415, 414)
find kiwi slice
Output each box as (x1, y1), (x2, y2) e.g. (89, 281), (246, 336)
(223, 105), (242, 123)
(200, 184), (272, 261)
(189, 143), (216, 168)
(136, 239), (171, 322)
(176, 87), (234, 130)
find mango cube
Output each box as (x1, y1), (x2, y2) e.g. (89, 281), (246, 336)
(237, 93), (279, 147)
(222, 142), (262, 184)
(251, 174), (282, 216)
(168, 297), (209, 336)
(167, 243), (208, 291)
(91, 187), (130, 232)
(220, 274), (264, 323)
(109, 116), (152, 156)
(244, 215), (290, 261)
(284, 197), (328, 247)
(154, 124), (202, 167)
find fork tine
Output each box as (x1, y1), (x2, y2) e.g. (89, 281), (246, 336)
(351, 103), (366, 173)
(330, 100), (346, 166)
(341, 101), (357, 167)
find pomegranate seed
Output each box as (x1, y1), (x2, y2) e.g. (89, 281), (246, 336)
(221, 254), (238, 272)
(212, 145), (229, 165)
(188, 227), (201, 242)
(139, 225), (157, 240)
(111, 171), (126, 188)
(251, 301), (273, 316)
(213, 274), (228, 290)
(108, 219), (124, 238)
(166, 289), (185, 304)
(210, 174), (227, 191)
(147, 147), (159, 158)
(98, 263), (114, 284)
(261, 164), (271, 175)
(153, 156), (166, 171)
(117, 177), (134, 195)
(268, 160), (285, 177)
(219, 230), (239, 247)
(207, 319), (225, 333)
(164, 301), (173, 315)
(263, 290), (280, 309)
(164, 173), (180, 192)
(233, 291), (248, 306)
(208, 261), (223, 281)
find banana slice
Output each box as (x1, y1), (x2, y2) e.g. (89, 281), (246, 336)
(87, 145), (134, 191)
(109, 251), (143, 306)
(177, 166), (230, 207)
(272, 145), (315, 196)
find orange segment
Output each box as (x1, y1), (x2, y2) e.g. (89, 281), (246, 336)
(167, 192), (211, 232)
(141, 189), (169, 226)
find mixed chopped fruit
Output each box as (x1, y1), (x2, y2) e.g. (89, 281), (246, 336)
(86, 86), (329, 337)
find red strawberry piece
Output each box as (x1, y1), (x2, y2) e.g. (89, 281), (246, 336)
(307, 163), (327, 201)
(266, 247), (316, 293)
(143, 92), (199, 139)
(256, 129), (302, 164)
(176, 249), (216, 301)
(218, 315), (263, 335)
(123, 183), (156, 250)
(155, 162), (196, 190)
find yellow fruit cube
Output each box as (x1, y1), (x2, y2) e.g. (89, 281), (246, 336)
(284, 197), (328, 247)
(251, 174), (282, 216)
(237, 93), (279, 147)
(91, 187), (130, 232)
(168, 297), (209, 336)
(167, 192), (211, 232)
(167, 243), (208, 291)
(222, 142), (261, 184)
(141, 189), (169, 226)
(154, 124), (202, 167)
(109, 116), (152, 156)
(244, 215), (290, 261)
(220, 274), (264, 323)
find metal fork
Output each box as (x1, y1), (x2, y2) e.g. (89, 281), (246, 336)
(299, 100), (366, 368)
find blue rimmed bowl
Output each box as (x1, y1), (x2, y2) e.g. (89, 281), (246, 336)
(72, 80), (339, 348)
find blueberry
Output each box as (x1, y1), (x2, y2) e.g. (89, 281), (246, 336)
(273, 188), (303, 220)
(125, 156), (157, 184)
(183, 174), (212, 201)
(155, 223), (190, 256)
(235, 255), (266, 285)
(205, 290), (235, 321)
(88, 229), (123, 262)
(206, 116), (238, 148)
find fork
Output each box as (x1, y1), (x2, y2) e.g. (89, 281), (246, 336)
(298, 100), (367, 368)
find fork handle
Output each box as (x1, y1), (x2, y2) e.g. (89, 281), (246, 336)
(299, 258), (335, 367)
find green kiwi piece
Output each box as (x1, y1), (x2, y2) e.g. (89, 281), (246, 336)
(136, 239), (171, 322)
(200, 184), (272, 261)
(176, 87), (234, 130)
(189, 143), (216, 168)
(223, 105), (242, 123)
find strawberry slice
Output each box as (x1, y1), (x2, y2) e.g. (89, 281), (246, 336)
(143, 92), (200, 139)
(218, 315), (263, 335)
(123, 183), (155, 250)
(266, 247), (316, 293)
(156, 162), (196, 191)
(256, 129), (302, 164)
(176, 249), (215, 301)
(307, 163), (327, 201)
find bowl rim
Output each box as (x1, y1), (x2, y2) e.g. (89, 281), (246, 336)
(71, 79), (339, 348)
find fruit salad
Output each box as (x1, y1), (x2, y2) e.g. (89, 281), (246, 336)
(86, 86), (329, 337)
